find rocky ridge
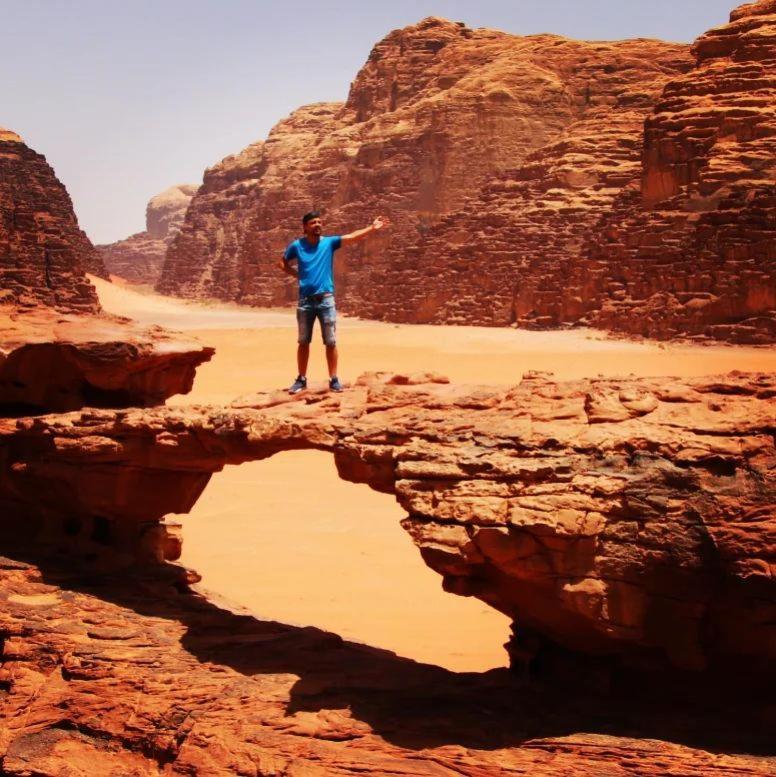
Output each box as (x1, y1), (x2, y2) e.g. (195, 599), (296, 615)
(99, 184), (197, 285)
(1, 370), (774, 774)
(569, 0), (776, 342)
(155, 4), (774, 343)
(156, 21), (691, 317)
(368, 1), (776, 340)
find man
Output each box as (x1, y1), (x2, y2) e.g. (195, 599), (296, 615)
(281, 211), (389, 393)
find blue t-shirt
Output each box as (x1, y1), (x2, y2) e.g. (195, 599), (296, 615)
(284, 235), (342, 297)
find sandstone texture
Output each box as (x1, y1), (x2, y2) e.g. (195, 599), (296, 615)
(1, 558), (773, 777)
(156, 20), (691, 316)
(156, 5), (775, 343)
(568, 0), (776, 343)
(99, 184), (197, 285)
(1, 370), (774, 774)
(0, 129), (106, 312)
(2, 371), (773, 675)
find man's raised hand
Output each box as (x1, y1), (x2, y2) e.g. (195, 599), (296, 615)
(372, 216), (390, 231)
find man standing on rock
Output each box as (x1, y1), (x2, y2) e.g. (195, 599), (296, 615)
(281, 211), (389, 393)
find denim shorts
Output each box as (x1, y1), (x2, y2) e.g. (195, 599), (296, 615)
(297, 292), (337, 346)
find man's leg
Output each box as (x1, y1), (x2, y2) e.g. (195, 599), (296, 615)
(297, 343), (310, 377)
(319, 295), (342, 390)
(325, 344), (338, 379)
(289, 301), (314, 393)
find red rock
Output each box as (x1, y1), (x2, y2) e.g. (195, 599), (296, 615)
(0, 132), (213, 412)
(156, 20), (691, 323)
(2, 370), (773, 676)
(2, 559), (773, 776)
(1, 371), (774, 774)
(155, 6), (775, 344)
(0, 128), (106, 312)
(98, 184), (197, 285)
(0, 307), (214, 413)
(531, 1), (776, 342)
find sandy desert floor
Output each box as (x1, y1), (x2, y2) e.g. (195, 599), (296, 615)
(93, 276), (774, 671)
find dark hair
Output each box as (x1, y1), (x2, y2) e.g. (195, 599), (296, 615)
(302, 211), (320, 226)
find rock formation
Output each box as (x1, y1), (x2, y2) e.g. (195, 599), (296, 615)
(1, 370), (774, 773)
(0, 131), (212, 413)
(98, 184), (198, 285)
(2, 371), (773, 676)
(404, 1), (776, 340)
(0, 308), (213, 413)
(156, 5), (775, 343)
(3, 556), (773, 776)
(0, 128), (105, 312)
(558, 0), (776, 343)
(156, 21), (691, 316)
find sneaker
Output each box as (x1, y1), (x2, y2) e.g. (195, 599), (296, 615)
(329, 376), (344, 392)
(288, 375), (307, 394)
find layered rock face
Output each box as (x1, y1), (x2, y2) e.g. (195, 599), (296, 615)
(580, 0), (776, 342)
(0, 129), (105, 312)
(98, 184), (197, 284)
(1, 370), (774, 773)
(0, 309), (213, 413)
(0, 132), (212, 413)
(2, 371), (773, 676)
(156, 6), (775, 343)
(157, 20), (691, 316)
(513, 0), (776, 342)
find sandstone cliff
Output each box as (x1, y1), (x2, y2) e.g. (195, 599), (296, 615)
(564, 0), (776, 343)
(0, 132), (212, 412)
(156, 5), (775, 343)
(0, 128), (105, 312)
(98, 184), (197, 285)
(1, 370), (774, 774)
(156, 20), (691, 317)
(369, 1), (776, 340)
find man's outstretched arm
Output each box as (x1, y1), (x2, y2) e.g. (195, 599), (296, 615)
(340, 216), (390, 245)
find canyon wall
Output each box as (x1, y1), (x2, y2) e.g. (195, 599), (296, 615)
(0, 128), (105, 312)
(420, 1), (775, 342)
(156, 20), (692, 316)
(98, 184), (197, 284)
(556, 0), (776, 343)
(156, 5), (774, 343)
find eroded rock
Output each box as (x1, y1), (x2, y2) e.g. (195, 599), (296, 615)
(0, 128), (105, 311)
(0, 132), (213, 413)
(1, 371), (772, 677)
(155, 21), (692, 327)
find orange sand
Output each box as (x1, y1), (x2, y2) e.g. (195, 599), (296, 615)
(93, 276), (773, 671)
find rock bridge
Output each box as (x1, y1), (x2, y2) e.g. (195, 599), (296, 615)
(1, 370), (773, 677)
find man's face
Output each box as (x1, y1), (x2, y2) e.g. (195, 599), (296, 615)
(304, 217), (323, 238)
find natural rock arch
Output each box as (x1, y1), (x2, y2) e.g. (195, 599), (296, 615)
(2, 370), (774, 679)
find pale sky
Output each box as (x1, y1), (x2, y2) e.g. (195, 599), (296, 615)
(2, 0), (736, 244)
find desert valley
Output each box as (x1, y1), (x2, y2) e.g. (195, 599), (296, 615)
(0, 1), (774, 775)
